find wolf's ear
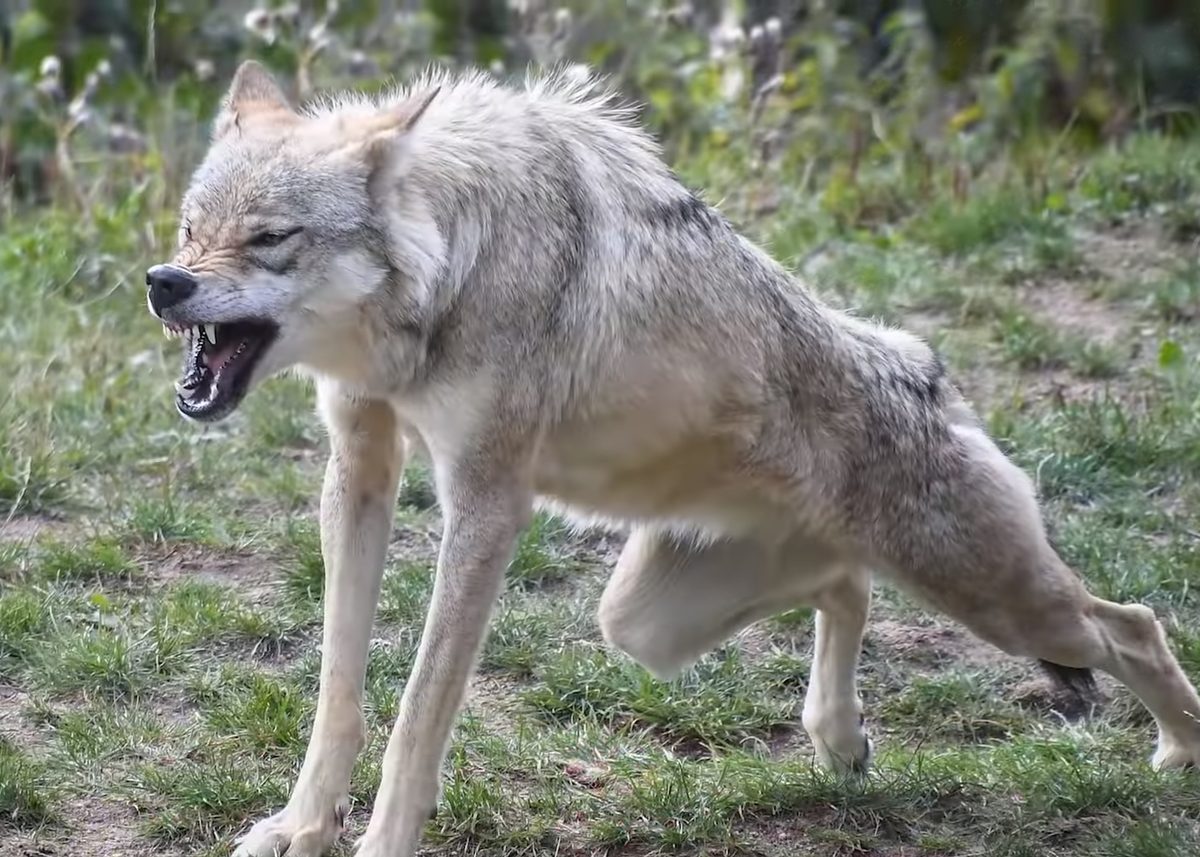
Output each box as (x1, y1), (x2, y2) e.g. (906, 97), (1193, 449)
(356, 87), (441, 171)
(212, 60), (295, 140)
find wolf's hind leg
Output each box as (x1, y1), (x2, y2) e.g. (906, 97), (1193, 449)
(801, 569), (873, 773)
(926, 554), (1200, 769)
(598, 526), (873, 773)
(891, 433), (1200, 770)
(1085, 595), (1200, 768)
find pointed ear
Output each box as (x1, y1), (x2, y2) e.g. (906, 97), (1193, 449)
(212, 60), (295, 140)
(357, 87), (441, 169)
(226, 59), (292, 111)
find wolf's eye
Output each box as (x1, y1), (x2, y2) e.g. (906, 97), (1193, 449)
(248, 227), (302, 249)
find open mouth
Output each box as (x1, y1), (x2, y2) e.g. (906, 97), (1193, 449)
(163, 320), (278, 421)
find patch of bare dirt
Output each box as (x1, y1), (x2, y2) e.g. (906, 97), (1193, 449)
(461, 672), (522, 712)
(1011, 225), (1195, 401)
(0, 683), (48, 754)
(0, 831), (54, 857)
(947, 362), (1006, 417)
(1074, 225), (1183, 286)
(1016, 369), (1127, 408)
(866, 617), (1019, 673)
(387, 513), (444, 569)
(564, 525), (628, 570)
(0, 514), (76, 546)
(457, 672), (542, 744)
(737, 621), (813, 660)
(866, 614), (1118, 724)
(1020, 277), (1137, 346)
(740, 807), (941, 857)
(0, 798), (186, 857)
(143, 542), (278, 602)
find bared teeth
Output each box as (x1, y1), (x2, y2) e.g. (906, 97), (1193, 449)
(176, 325), (208, 392)
(205, 324), (217, 343)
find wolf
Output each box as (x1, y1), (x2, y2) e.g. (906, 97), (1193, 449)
(145, 59), (1200, 857)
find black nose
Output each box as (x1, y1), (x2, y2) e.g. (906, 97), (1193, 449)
(146, 264), (198, 314)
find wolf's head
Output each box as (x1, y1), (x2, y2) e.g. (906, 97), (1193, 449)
(146, 60), (439, 423)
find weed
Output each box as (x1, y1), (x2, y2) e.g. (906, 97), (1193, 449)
(0, 735), (58, 829)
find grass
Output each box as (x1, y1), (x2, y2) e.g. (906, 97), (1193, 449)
(4, 44), (1200, 857)
(0, 734), (58, 830)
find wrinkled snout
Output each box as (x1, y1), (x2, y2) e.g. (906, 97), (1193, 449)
(146, 264), (198, 316)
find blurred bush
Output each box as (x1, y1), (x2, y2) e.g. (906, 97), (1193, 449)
(1, 0), (1199, 214)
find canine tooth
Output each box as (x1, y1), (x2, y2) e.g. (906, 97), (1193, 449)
(205, 324), (217, 342)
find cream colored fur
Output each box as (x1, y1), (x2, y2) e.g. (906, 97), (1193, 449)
(145, 60), (1200, 857)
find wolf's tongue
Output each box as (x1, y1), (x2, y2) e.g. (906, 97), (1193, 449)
(204, 339), (242, 374)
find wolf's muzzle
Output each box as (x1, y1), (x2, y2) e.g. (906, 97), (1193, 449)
(146, 264), (198, 315)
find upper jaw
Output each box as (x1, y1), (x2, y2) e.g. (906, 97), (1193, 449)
(162, 321), (221, 342)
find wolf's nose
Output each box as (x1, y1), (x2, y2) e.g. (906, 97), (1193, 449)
(146, 264), (198, 314)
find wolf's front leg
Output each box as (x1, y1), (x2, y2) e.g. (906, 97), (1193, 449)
(234, 391), (405, 857)
(353, 452), (530, 857)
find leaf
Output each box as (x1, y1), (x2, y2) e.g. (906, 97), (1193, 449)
(948, 102), (984, 133)
(1158, 339), (1184, 369)
(1079, 86), (1114, 123)
(1044, 191), (1068, 213)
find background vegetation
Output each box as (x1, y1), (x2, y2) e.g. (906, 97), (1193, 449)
(3, 1), (1200, 855)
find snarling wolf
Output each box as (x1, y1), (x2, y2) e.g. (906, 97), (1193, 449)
(145, 59), (1200, 857)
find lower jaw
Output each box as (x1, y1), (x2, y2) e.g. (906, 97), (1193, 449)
(175, 371), (252, 423)
(176, 393), (241, 423)
(174, 337), (275, 423)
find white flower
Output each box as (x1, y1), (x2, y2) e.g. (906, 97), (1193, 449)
(39, 55), (62, 80)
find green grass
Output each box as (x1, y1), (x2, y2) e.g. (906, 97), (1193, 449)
(0, 734), (58, 830)
(4, 37), (1200, 857)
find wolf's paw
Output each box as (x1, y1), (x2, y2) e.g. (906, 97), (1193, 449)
(1151, 736), (1200, 771)
(803, 708), (873, 776)
(232, 798), (349, 857)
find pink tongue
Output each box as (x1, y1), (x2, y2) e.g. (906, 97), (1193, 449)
(203, 340), (241, 373)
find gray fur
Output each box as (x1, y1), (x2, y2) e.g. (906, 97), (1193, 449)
(147, 61), (1200, 857)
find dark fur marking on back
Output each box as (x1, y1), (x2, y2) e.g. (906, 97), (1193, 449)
(930, 352), (947, 385)
(888, 351), (946, 406)
(544, 152), (589, 335)
(646, 191), (724, 237)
